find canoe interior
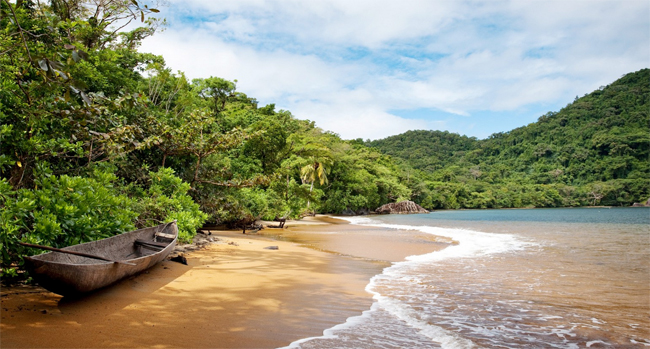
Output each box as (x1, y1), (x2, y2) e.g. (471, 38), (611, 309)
(32, 224), (174, 264)
(25, 222), (178, 296)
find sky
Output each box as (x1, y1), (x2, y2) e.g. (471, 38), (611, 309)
(138, 0), (650, 141)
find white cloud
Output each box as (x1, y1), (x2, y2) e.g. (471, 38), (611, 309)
(140, 0), (649, 139)
(175, 0), (460, 47)
(289, 102), (431, 140)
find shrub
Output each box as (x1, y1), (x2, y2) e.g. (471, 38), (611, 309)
(131, 168), (208, 243)
(1, 171), (138, 277)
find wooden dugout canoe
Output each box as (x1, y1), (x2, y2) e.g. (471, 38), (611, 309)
(23, 221), (178, 297)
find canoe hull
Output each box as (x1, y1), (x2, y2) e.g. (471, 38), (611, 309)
(24, 222), (178, 296)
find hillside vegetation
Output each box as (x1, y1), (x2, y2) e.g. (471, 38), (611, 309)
(368, 69), (650, 209)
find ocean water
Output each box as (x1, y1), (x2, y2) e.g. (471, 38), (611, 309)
(281, 207), (650, 349)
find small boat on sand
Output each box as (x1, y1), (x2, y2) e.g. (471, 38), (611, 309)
(21, 221), (178, 296)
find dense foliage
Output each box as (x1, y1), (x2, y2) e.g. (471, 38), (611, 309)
(366, 130), (479, 173)
(367, 69), (650, 209)
(0, 0), (407, 277)
(1, 1), (647, 279)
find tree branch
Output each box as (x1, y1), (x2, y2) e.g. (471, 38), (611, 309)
(2, 0), (34, 64)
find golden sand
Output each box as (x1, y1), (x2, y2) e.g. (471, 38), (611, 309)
(1, 223), (386, 349)
(1, 216), (447, 349)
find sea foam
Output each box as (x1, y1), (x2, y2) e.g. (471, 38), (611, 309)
(281, 216), (532, 349)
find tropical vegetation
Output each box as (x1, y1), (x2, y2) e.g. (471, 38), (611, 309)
(1, 1), (648, 278)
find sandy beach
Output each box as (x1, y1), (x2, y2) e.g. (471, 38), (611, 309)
(1, 216), (449, 349)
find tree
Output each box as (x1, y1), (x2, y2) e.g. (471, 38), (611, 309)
(300, 157), (330, 208)
(192, 77), (237, 119)
(0, 0), (162, 188)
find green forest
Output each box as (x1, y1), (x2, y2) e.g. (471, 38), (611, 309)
(367, 69), (649, 210)
(1, 1), (648, 277)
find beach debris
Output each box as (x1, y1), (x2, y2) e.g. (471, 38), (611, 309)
(227, 216), (263, 234)
(170, 254), (188, 265)
(375, 200), (429, 214)
(264, 246), (279, 250)
(268, 215), (287, 228)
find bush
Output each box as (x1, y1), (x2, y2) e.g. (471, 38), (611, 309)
(131, 168), (208, 243)
(1, 171), (138, 276)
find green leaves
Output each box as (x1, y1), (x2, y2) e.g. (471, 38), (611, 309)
(131, 168), (208, 243)
(0, 170), (139, 272)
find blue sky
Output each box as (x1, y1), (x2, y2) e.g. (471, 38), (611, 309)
(139, 0), (649, 140)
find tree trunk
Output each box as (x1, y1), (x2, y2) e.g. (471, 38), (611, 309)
(307, 181), (313, 208)
(192, 155), (202, 184)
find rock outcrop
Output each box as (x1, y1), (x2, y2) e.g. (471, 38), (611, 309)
(375, 201), (429, 214)
(631, 198), (650, 207)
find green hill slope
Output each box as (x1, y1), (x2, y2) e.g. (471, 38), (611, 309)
(366, 130), (479, 172)
(367, 69), (650, 208)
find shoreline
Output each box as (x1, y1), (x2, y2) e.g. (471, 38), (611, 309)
(2, 216), (434, 349)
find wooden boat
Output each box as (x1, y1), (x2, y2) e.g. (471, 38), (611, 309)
(22, 221), (178, 297)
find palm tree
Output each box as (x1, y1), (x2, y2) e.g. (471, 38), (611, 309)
(300, 158), (329, 208)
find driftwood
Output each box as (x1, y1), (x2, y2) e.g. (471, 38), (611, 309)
(375, 201), (428, 214)
(267, 216), (286, 229)
(227, 217), (263, 234)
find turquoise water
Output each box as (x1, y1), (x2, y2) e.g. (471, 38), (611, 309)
(284, 207), (650, 349)
(402, 207), (650, 225)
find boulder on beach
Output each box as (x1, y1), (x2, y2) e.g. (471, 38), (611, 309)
(375, 200), (428, 214)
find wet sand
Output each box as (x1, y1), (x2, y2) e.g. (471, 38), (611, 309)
(270, 216), (451, 263)
(1, 216), (447, 349)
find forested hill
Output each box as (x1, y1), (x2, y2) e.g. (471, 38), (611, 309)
(366, 130), (479, 172)
(367, 69), (650, 209)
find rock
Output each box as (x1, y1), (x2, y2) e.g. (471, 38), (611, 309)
(264, 246), (279, 250)
(632, 198), (650, 207)
(375, 201), (428, 214)
(356, 208), (370, 215)
(170, 254), (188, 265)
(339, 208), (371, 216)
